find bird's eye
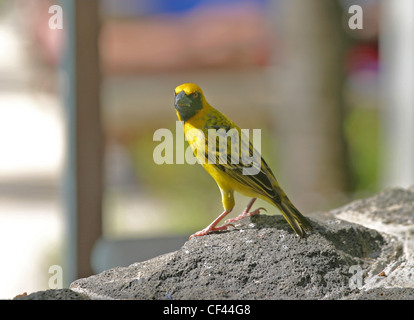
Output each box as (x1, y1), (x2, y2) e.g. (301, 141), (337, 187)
(193, 92), (199, 99)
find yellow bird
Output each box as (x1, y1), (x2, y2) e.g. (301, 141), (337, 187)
(174, 83), (313, 239)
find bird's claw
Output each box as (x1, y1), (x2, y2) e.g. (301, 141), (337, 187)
(189, 223), (235, 239)
(225, 207), (266, 224)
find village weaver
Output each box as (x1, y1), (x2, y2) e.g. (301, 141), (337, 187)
(174, 83), (313, 239)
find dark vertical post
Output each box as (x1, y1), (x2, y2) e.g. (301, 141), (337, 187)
(60, 0), (102, 282)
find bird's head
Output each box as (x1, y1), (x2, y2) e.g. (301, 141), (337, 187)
(174, 83), (205, 122)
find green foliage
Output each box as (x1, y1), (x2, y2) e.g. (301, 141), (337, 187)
(344, 107), (379, 193)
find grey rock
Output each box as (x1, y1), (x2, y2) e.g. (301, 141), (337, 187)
(345, 287), (414, 300)
(332, 187), (414, 226)
(70, 213), (400, 299)
(16, 187), (414, 300)
(331, 187), (414, 292)
(13, 288), (89, 300)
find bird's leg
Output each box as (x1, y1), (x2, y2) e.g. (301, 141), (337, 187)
(225, 198), (266, 223)
(189, 209), (234, 239)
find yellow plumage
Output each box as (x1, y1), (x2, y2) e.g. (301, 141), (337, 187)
(174, 83), (313, 238)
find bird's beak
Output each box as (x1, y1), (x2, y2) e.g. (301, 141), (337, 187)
(175, 90), (192, 108)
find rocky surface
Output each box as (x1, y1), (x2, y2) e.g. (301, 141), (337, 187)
(332, 187), (414, 294)
(17, 187), (414, 300)
(69, 215), (391, 299)
(13, 288), (89, 300)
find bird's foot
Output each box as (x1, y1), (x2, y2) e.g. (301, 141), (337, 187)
(189, 223), (234, 239)
(225, 207), (266, 224)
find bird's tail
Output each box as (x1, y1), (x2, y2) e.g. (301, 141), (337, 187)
(274, 198), (313, 238)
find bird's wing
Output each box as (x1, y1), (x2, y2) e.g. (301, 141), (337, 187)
(204, 123), (280, 203)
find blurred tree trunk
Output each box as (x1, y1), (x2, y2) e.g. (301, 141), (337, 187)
(271, 0), (350, 211)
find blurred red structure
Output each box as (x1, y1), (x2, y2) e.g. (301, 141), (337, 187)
(100, 4), (271, 74)
(21, 1), (272, 74)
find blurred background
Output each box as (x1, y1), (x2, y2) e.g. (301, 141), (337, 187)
(0, 0), (412, 298)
